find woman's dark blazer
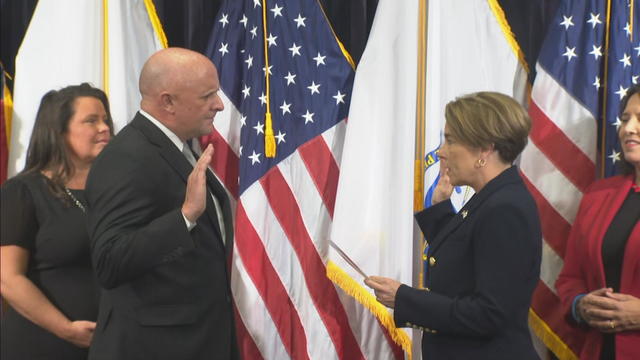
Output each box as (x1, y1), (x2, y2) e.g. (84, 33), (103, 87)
(394, 166), (542, 359)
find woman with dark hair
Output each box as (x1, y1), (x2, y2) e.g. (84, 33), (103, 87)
(366, 92), (541, 359)
(556, 85), (640, 360)
(1, 83), (113, 359)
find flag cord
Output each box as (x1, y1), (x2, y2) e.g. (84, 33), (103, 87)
(262, 0), (276, 158)
(630, 0), (634, 41)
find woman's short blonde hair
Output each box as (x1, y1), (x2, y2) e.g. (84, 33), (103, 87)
(445, 91), (531, 163)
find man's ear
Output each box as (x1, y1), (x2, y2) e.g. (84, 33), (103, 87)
(160, 92), (175, 114)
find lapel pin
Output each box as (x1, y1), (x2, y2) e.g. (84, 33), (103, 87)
(461, 210), (468, 219)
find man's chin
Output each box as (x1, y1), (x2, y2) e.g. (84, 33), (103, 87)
(198, 124), (215, 137)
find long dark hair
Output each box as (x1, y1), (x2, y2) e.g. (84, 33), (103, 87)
(22, 83), (114, 199)
(618, 84), (640, 175)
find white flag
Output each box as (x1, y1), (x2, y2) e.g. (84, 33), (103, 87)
(328, 0), (418, 358)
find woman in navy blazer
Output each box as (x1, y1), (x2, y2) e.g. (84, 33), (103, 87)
(366, 92), (541, 359)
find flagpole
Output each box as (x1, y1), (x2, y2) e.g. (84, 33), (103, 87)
(414, 0), (427, 290)
(102, 0), (109, 97)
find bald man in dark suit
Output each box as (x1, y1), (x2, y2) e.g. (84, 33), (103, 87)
(86, 48), (238, 360)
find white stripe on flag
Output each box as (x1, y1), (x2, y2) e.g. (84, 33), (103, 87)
(531, 65), (597, 161)
(230, 252), (289, 359)
(241, 181), (339, 359)
(520, 141), (582, 224)
(216, 91), (242, 155)
(539, 240), (564, 295)
(278, 151), (332, 255)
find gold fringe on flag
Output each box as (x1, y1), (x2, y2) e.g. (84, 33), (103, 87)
(326, 261), (412, 360)
(528, 309), (578, 360)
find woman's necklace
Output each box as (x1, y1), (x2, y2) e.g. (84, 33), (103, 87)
(65, 188), (86, 213)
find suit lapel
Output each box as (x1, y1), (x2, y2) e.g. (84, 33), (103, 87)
(205, 170), (234, 251)
(428, 166), (522, 255)
(130, 113), (192, 184)
(131, 113), (226, 245)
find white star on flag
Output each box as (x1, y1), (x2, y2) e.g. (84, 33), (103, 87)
(619, 53), (631, 67)
(612, 117), (622, 130)
(249, 150), (261, 165)
(593, 76), (601, 89)
(294, 14), (306, 28)
(560, 15), (574, 30)
(284, 72), (296, 85)
(280, 100), (292, 115)
(242, 85), (251, 99)
(608, 149), (621, 163)
(307, 81), (320, 95)
(250, 26), (258, 39)
(267, 33), (278, 47)
(219, 43), (229, 56)
(587, 13), (601, 28)
(563, 46), (577, 61)
(219, 13), (229, 27)
(259, 92), (267, 105)
(624, 22), (632, 37)
(313, 52), (326, 66)
(271, 4), (283, 18)
(288, 43), (301, 57)
(302, 110), (314, 124)
(589, 45), (602, 59)
(275, 131), (286, 144)
(615, 85), (628, 99)
(239, 14), (248, 28)
(245, 55), (253, 69)
(333, 91), (346, 104)
(253, 121), (264, 135)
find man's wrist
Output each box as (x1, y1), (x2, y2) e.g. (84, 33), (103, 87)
(182, 211), (196, 230)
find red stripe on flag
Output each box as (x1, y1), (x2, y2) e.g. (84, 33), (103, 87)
(375, 317), (405, 360)
(529, 101), (595, 192)
(233, 304), (264, 360)
(200, 129), (239, 198)
(521, 173), (572, 258)
(235, 202), (310, 360)
(531, 280), (585, 355)
(260, 168), (365, 360)
(298, 136), (339, 217)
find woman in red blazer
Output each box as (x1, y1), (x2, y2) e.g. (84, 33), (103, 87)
(556, 85), (640, 360)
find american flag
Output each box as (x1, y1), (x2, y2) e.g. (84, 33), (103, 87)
(201, 0), (401, 358)
(520, 0), (639, 357)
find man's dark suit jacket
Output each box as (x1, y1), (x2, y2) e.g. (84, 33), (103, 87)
(85, 113), (238, 360)
(394, 166), (541, 359)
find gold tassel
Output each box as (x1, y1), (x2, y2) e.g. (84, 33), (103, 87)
(264, 111), (276, 158)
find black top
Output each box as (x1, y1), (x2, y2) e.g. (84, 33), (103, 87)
(1, 172), (99, 360)
(600, 188), (640, 360)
